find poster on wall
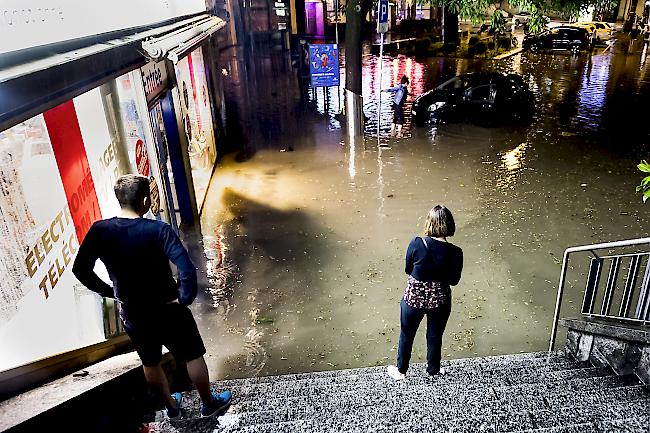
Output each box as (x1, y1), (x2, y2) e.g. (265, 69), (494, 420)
(0, 112), (102, 371)
(0, 88), (137, 371)
(309, 44), (340, 88)
(175, 47), (217, 210)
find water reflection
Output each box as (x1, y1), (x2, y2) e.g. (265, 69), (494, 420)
(202, 43), (650, 380)
(496, 142), (528, 190)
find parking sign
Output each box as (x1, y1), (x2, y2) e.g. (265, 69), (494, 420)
(377, 0), (389, 33)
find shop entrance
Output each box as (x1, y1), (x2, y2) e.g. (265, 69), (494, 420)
(149, 97), (180, 231)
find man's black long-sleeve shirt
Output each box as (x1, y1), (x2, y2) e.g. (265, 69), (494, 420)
(72, 217), (198, 322)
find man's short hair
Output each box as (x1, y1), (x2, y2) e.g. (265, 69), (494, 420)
(114, 174), (150, 210)
(400, 75), (409, 85)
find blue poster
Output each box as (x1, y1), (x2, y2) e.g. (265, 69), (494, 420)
(309, 44), (340, 88)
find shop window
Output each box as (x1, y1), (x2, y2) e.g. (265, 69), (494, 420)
(174, 47), (217, 211)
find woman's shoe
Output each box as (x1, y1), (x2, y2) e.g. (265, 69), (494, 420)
(387, 365), (405, 380)
(428, 367), (447, 377)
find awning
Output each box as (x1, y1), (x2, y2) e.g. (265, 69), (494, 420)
(141, 15), (226, 63)
(0, 14), (226, 131)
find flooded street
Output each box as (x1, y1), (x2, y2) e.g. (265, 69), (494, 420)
(194, 43), (650, 380)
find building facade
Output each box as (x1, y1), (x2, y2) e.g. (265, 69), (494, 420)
(0, 0), (228, 396)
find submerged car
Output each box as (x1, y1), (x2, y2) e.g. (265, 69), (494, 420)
(412, 72), (535, 126)
(522, 26), (590, 53)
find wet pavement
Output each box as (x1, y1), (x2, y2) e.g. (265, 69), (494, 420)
(190, 41), (650, 381)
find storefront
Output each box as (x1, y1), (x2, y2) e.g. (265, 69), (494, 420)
(0, 0), (226, 396)
(174, 48), (219, 211)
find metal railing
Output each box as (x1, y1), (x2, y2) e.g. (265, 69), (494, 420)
(549, 237), (650, 352)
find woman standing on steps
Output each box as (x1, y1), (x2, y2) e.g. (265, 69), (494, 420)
(387, 205), (463, 380)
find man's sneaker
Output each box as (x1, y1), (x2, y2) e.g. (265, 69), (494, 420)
(387, 365), (405, 381)
(428, 367), (447, 377)
(201, 390), (232, 418)
(165, 392), (182, 420)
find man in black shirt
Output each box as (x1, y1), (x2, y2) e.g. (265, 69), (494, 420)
(73, 174), (231, 420)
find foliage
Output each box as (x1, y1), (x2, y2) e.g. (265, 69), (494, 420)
(418, 0), (619, 34)
(490, 8), (507, 35)
(636, 160), (650, 203)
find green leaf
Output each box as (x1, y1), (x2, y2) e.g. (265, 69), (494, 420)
(644, 190), (650, 203)
(638, 161), (650, 173)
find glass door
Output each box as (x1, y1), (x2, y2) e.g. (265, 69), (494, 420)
(149, 100), (180, 232)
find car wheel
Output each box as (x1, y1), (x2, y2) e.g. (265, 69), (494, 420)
(571, 44), (580, 55)
(530, 43), (539, 53)
(515, 19), (520, 27)
(511, 37), (518, 47)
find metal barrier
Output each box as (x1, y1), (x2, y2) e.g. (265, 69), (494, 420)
(548, 237), (650, 352)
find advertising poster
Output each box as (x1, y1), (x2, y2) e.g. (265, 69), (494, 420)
(0, 89), (134, 371)
(175, 47), (216, 209)
(309, 44), (340, 87)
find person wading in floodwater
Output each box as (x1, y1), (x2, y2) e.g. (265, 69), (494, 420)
(387, 205), (463, 380)
(73, 174), (232, 420)
(382, 75), (410, 138)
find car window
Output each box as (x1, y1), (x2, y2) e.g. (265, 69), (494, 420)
(467, 84), (493, 102)
(437, 76), (469, 91)
(556, 29), (566, 37)
(596, 23), (605, 29)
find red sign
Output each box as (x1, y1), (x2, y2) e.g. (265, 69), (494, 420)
(135, 139), (150, 176)
(43, 101), (102, 244)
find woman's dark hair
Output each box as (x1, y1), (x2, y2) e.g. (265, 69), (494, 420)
(400, 75), (409, 85)
(423, 205), (455, 237)
(114, 174), (150, 211)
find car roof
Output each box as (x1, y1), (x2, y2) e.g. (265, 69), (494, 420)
(554, 26), (588, 32)
(459, 72), (515, 83)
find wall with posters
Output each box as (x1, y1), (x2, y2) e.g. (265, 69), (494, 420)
(0, 71), (164, 372)
(175, 47), (217, 211)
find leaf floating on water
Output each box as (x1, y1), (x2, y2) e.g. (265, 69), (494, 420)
(256, 316), (275, 324)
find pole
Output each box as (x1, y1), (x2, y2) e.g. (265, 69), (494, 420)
(335, 0), (340, 45)
(377, 32), (384, 146)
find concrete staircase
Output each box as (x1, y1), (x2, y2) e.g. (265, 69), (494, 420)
(150, 351), (650, 433)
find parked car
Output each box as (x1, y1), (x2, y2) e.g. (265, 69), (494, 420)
(412, 72), (535, 126)
(522, 26), (590, 53)
(574, 21), (613, 42)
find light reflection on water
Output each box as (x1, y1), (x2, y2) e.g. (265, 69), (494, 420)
(201, 45), (650, 380)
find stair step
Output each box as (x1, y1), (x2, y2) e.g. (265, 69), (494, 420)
(224, 367), (611, 403)
(597, 416), (650, 433)
(227, 375), (637, 416)
(222, 397), (650, 433)
(531, 398), (650, 428)
(222, 382), (647, 431)
(213, 352), (569, 387)
(214, 359), (587, 395)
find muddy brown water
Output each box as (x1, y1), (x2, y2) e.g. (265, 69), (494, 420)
(195, 43), (650, 380)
